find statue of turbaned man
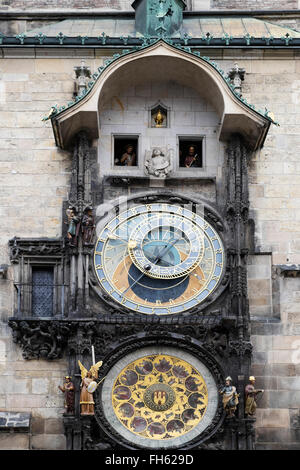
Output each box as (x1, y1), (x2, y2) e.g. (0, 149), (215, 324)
(245, 376), (264, 417)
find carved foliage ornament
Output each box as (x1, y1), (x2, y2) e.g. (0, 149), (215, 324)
(8, 320), (73, 360)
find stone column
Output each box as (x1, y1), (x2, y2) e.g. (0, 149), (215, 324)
(225, 134), (255, 449)
(67, 131), (93, 316)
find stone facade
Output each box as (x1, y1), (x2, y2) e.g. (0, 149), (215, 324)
(0, 0), (299, 10)
(0, 0), (135, 10)
(211, 0), (299, 10)
(0, 3), (300, 451)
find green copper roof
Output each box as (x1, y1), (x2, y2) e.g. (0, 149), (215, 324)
(26, 16), (300, 38)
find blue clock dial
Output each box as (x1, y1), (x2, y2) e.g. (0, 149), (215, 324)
(94, 203), (225, 315)
(128, 217), (204, 279)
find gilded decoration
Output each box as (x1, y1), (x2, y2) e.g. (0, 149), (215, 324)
(112, 354), (208, 440)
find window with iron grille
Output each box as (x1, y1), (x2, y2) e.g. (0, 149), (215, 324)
(32, 267), (54, 317)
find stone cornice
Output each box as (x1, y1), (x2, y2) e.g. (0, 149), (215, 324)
(0, 9), (300, 18)
(1, 36), (299, 47)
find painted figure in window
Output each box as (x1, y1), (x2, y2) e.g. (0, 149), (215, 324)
(220, 376), (239, 417)
(66, 206), (80, 247)
(81, 207), (95, 245)
(58, 376), (75, 414)
(120, 143), (136, 166)
(184, 145), (201, 168)
(245, 376), (264, 416)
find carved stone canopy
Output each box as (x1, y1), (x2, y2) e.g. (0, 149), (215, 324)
(51, 41), (271, 151)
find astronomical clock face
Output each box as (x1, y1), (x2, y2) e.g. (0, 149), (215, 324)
(94, 203), (225, 315)
(100, 347), (219, 449)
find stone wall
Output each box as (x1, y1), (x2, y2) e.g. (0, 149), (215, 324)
(241, 50), (300, 449)
(0, 52), (97, 450)
(0, 46), (300, 449)
(211, 0), (299, 10)
(0, 0), (135, 10)
(251, 322), (300, 450)
(0, 411), (31, 449)
(0, 0), (299, 11)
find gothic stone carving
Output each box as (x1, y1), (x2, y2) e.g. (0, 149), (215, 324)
(9, 237), (66, 263)
(8, 320), (73, 360)
(144, 147), (173, 178)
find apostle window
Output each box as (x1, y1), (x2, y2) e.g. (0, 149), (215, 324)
(114, 136), (139, 167)
(179, 137), (203, 169)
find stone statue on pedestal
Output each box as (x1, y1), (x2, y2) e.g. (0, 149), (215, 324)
(58, 376), (75, 414)
(245, 376), (264, 416)
(220, 376), (239, 417)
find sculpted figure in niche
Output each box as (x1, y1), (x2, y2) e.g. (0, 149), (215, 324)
(245, 376), (264, 416)
(81, 207), (95, 245)
(66, 206), (80, 247)
(58, 376), (75, 414)
(220, 376), (239, 417)
(145, 147), (172, 178)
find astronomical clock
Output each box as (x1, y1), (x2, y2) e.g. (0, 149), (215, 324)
(8, 20), (257, 448)
(5, 0), (277, 451)
(8, 129), (254, 450)
(9, 129), (254, 450)
(94, 203), (225, 315)
(87, 198), (230, 450)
